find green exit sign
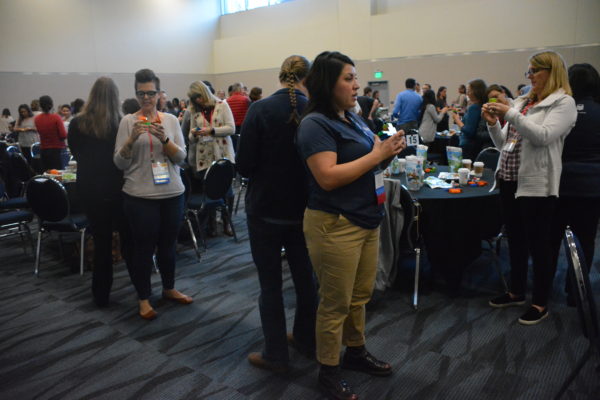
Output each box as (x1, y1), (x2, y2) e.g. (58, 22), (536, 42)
(374, 71), (383, 79)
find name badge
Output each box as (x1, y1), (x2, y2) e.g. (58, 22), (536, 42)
(375, 171), (386, 205)
(406, 133), (419, 147)
(201, 136), (214, 143)
(503, 138), (517, 153)
(152, 161), (170, 185)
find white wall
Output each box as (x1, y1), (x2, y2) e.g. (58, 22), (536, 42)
(1, 0), (599, 113)
(214, 0), (600, 72)
(0, 0), (219, 109)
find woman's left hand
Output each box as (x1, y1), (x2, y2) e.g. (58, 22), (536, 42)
(484, 102), (510, 118)
(148, 123), (167, 142)
(197, 127), (212, 136)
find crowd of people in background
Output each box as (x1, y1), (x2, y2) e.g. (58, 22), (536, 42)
(1, 50), (599, 400)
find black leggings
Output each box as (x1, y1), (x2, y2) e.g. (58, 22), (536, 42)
(499, 179), (558, 307)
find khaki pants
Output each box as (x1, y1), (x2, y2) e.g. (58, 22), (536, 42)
(303, 209), (379, 366)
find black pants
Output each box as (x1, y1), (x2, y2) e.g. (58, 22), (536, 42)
(499, 179), (558, 307)
(123, 193), (184, 300)
(40, 148), (65, 170)
(549, 196), (600, 291)
(83, 194), (133, 305)
(247, 215), (318, 364)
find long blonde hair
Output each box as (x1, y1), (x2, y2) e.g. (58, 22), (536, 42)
(187, 81), (220, 112)
(527, 50), (572, 101)
(78, 77), (121, 139)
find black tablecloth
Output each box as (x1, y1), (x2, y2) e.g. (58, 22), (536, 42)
(386, 166), (502, 289)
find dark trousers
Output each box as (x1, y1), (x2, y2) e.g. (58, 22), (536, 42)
(499, 179), (558, 307)
(20, 146), (32, 164)
(247, 215), (319, 364)
(40, 148), (66, 170)
(549, 196), (600, 291)
(83, 194), (133, 305)
(123, 193), (184, 300)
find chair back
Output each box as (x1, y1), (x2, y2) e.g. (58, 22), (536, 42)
(25, 176), (69, 222)
(203, 159), (235, 201)
(6, 145), (20, 155)
(399, 184), (420, 251)
(564, 228), (599, 341)
(180, 167), (192, 208)
(10, 152), (34, 183)
(30, 142), (41, 158)
(475, 147), (500, 171)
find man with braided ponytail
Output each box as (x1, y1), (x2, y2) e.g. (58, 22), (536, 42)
(236, 55), (319, 373)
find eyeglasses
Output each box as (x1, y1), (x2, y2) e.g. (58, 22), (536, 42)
(524, 67), (550, 77)
(136, 90), (158, 98)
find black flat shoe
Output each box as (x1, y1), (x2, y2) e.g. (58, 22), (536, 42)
(318, 367), (358, 400)
(341, 349), (392, 377)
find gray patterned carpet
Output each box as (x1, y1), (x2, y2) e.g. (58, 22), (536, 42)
(1, 206), (599, 400)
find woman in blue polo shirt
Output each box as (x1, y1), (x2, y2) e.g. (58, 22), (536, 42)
(297, 51), (406, 400)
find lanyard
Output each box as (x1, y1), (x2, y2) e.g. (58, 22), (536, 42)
(346, 113), (374, 146)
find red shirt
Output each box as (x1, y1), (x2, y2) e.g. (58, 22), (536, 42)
(34, 113), (67, 149)
(227, 93), (250, 126)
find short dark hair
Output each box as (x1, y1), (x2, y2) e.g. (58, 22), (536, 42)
(363, 86), (372, 96)
(134, 68), (160, 91)
(569, 63), (600, 102)
(39, 95), (53, 113)
(203, 80), (215, 94)
(2, 108), (10, 117)
(122, 98), (141, 115)
(71, 98), (85, 114)
(437, 86), (447, 99)
(304, 51), (355, 121)
(405, 78), (416, 89)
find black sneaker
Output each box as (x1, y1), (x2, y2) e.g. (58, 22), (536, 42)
(489, 293), (526, 308)
(518, 307), (548, 325)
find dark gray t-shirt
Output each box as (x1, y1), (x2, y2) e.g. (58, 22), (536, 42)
(297, 111), (383, 229)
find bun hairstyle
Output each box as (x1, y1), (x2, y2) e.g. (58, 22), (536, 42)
(279, 55), (310, 125)
(39, 95), (53, 113)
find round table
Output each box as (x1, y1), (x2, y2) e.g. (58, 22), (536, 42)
(385, 166), (501, 290)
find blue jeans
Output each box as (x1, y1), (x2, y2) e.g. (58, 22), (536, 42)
(247, 215), (318, 364)
(123, 193), (184, 300)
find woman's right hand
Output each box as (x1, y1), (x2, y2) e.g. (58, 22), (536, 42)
(373, 131), (405, 161)
(481, 103), (499, 125)
(130, 122), (147, 142)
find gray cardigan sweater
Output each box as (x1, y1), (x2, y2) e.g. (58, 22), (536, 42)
(418, 104), (445, 143)
(114, 112), (186, 199)
(487, 89), (577, 197)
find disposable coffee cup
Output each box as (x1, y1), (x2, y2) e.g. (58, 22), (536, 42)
(473, 161), (484, 177)
(462, 158), (472, 170)
(398, 158), (406, 173)
(458, 168), (469, 185)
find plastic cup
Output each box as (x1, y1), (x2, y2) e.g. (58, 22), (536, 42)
(462, 159), (472, 170)
(473, 161), (484, 177)
(458, 168), (469, 185)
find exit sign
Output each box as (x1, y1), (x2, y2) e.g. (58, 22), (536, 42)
(374, 71), (383, 79)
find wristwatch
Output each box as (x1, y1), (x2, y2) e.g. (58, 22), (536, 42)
(161, 137), (170, 145)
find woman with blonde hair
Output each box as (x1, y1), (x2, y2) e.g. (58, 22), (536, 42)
(69, 77), (133, 307)
(484, 50), (577, 325)
(187, 80), (236, 236)
(237, 55), (318, 373)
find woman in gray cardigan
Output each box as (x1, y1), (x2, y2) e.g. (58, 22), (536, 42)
(483, 51), (577, 325)
(418, 89), (448, 143)
(114, 69), (192, 320)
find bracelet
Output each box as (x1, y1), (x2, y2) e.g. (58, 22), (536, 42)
(161, 137), (170, 145)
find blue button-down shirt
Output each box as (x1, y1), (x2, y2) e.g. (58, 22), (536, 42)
(392, 89), (422, 124)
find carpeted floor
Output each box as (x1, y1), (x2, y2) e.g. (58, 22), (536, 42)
(0, 204), (599, 400)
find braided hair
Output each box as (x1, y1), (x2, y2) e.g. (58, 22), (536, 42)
(278, 55), (310, 125)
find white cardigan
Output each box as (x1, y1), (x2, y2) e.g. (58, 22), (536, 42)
(188, 101), (235, 172)
(487, 89), (577, 197)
